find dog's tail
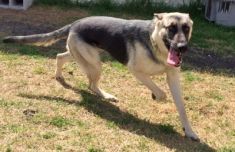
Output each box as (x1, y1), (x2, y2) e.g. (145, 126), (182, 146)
(2, 24), (72, 47)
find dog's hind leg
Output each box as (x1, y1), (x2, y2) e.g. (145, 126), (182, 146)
(68, 35), (117, 100)
(86, 63), (117, 101)
(55, 51), (73, 81)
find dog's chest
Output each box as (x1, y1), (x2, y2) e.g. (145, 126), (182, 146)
(128, 42), (167, 75)
(138, 58), (166, 75)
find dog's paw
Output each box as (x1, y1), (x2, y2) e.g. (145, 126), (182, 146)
(103, 93), (118, 102)
(55, 76), (65, 82)
(152, 93), (156, 100)
(152, 91), (166, 101)
(183, 128), (200, 142)
(55, 76), (71, 88)
(186, 134), (200, 142)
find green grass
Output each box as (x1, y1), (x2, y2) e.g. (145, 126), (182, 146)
(30, 113), (49, 125)
(0, 3), (235, 152)
(0, 43), (59, 59)
(88, 147), (104, 152)
(106, 121), (118, 129)
(34, 0), (235, 55)
(226, 129), (235, 139)
(42, 132), (56, 139)
(49, 116), (84, 128)
(56, 145), (63, 151)
(219, 147), (235, 152)
(33, 66), (47, 75)
(35, 0), (200, 17)
(205, 90), (224, 102)
(158, 124), (176, 135)
(184, 71), (202, 82)
(6, 147), (12, 152)
(8, 124), (26, 133)
(50, 116), (73, 128)
(0, 99), (24, 108)
(110, 61), (126, 72)
(137, 138), (150, 151)
(34, 0), (74, 6)
(192, 17), (235, 55)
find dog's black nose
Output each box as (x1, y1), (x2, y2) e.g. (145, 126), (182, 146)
(177, 42), (188, 53)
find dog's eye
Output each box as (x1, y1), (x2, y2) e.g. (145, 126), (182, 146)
(168, 25), (178, 34)
(182, 24), (190, 33)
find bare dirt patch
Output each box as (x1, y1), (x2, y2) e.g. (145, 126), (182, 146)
(0, 5), (88, 35)
(184, 47), (235, 76)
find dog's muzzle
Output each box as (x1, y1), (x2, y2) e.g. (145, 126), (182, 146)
(171, 42), (188, 53)
(167, 41), (189, 67)
(177, 42), (188, 53)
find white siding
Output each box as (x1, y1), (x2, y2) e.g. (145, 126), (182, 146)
(72, 0), (198, 6)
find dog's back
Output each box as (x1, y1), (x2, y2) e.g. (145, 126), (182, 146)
(71, 16), (153, 64)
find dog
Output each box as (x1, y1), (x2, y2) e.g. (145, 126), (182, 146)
(3, 12), (199, 141)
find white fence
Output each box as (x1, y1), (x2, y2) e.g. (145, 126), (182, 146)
(72, 0), (199, 6)
(0, 0), (199, 10)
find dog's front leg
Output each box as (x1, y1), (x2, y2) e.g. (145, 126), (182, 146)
(132, 72), (166, 101)
(166, 68), (199, 141)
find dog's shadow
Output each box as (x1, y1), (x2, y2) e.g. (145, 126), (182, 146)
(19, 80), (215, 152)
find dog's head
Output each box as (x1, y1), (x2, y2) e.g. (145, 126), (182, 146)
(152, 12), (193, 67)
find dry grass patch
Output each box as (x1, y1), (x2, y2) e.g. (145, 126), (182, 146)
(1, 45), (234, 151)
(0, 5), (235, 152)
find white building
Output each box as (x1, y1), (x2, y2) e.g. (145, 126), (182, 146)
(73, 0), (198, 6)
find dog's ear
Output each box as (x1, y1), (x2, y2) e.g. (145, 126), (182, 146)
(186, 13), (193, 25)
(154, 13), (166, 20)
(190, 18), (193, 25)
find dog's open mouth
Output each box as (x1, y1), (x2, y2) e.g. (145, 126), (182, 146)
(167, 47), (184, 67)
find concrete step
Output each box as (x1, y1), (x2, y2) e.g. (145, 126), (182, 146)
(0, 0), (34, 10)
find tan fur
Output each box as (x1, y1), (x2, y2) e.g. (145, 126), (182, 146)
(54, 13), (198, 141)
(34, 39), (59, 47)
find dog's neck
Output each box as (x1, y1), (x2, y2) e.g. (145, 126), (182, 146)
(150, 31), (168, 65)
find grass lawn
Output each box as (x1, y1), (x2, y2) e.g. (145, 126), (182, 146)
(0, 3), (235, 152)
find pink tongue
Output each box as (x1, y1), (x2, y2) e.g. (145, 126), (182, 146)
(167, 48), (180, 66)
